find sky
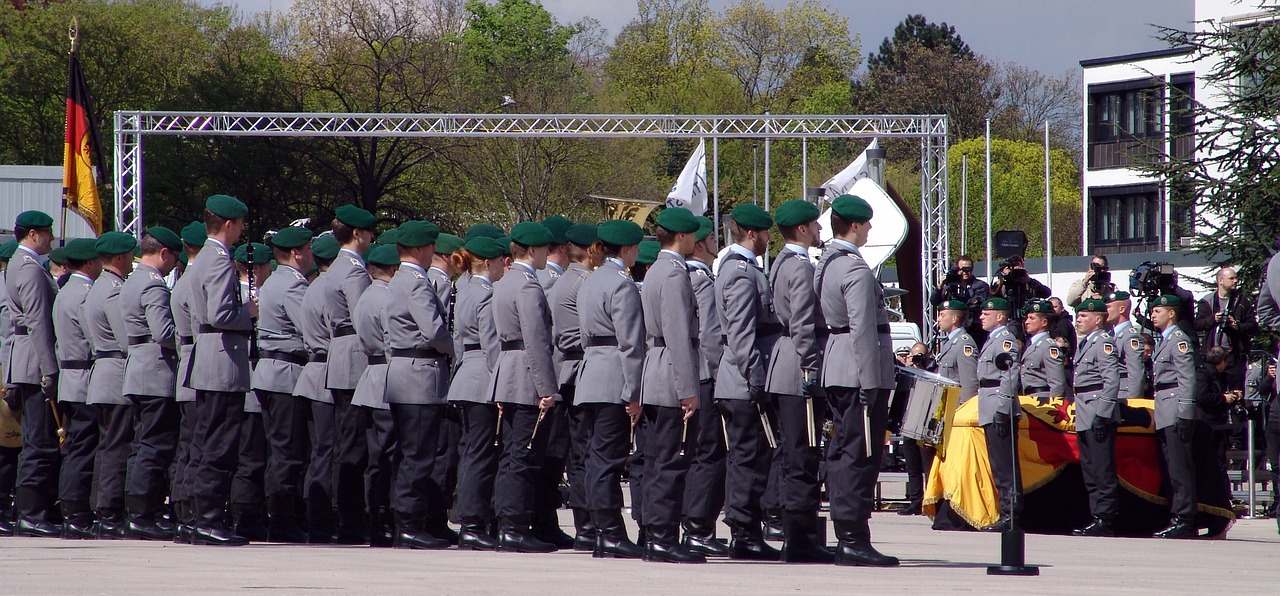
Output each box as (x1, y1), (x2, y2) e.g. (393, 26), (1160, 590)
(212, 0), (1196, 76)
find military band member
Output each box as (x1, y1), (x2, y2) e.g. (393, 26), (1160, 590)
(935, 300), (979, 402)
(429, 232), (465, 543)
(0, 241), (15, 538)
(251, 226), (314, 543)
(538, 215), (573, 291)
(51, 238), (102, 538)
(231, 242), (273, 541)
(352, 243), (399, 547)
(976, 297), (1023, 534)
(1070, 299), (1121, 537)
(1020, 301), (1067, 399)
(119, 227), (183, 540)
(295, 232), (339, 543)
(170, 221), (206, 542)
(714, 204), (783, 562)
(487, 221), (559, 553)
(1149, 295), (1201, 539)
(765, 200), (832, 564)
(185, 194), (257, 546)
(1106, 291), (1147, 400)
(86, 231), (138, 539)
(46, 247), (69, 287)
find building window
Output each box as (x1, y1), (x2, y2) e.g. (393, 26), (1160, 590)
(1090, 187), (1161, 253)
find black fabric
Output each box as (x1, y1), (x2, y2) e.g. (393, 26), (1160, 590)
(983, 414), (1021, 517)
(332, 389), (368, 532)
(582, 402), (630, 511)
(190, 391), (245, 523)
(434, 406), (463, 511)
(364, 407), (397, 516)
(1076, 424), (1119, 519)
(563, 385), (590, 512)
(494, 404), (546, 520)
(231, 411), (267, 508)
(171, 401), (198, 503)
(825, 387), (890, 523)
(389, 403), (446, 516)
(93, 403), (135, 512)
(258, 390), (309, 500)
(902, 440), (934, 507)
(533, 399), (570, 521)
(15, 384), (59, 515)
(127, 395), (179, 504)
(455, 402), (499, 521)
(773, 393), (825, 512)
(717, 399), (768, 526)
(683, 380), (726, 521)
(57, 402), (100, 503)
(641, 405), (693, 528)
(305, 401), (335, 511)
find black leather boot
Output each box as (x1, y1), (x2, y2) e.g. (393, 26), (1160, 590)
(981, 514), (1013, 533)
(591, 510), (643, 559)
(60, 500), (96, 540)
(728, 521), (781, 561)
(532, 507), (574, 549)
(126, 495), (173, 541)
(0, 493), (14, 537)
(497, 516), (557, 553)
(15, 487), (60, 538)
(681, 517), (729, 557)
(425, 513), (460, 546)
(1072, 516), (1114, 537)
(172, 501), (193, 544)
(266, 494), (309, 544)
(458, 518), (499, 551)
(644, 525), (706, 563)
(366, 506), (394, 548)
(763, 509), (784, 541)
(833, 520), (898, 567)
(572, 508), (596, 552)
(781, 511), (834, 564)
(1153, 516), (1197, 539)
(392, 511), (450, 549)
(95, 509), (129, 540)
(191, 499), (248, 546)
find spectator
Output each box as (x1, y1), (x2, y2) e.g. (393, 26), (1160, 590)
(928, 254), (990, 307)
(1047, 297), (1078, 359)
(1140, 334), (1156, 397)
(1255, 357), (1278, 521)
(1194, 267), (1258, 391)
(1196, 347), (1237, 507)
(989, 255), (1051, 309)
(1066, 255), (1116, 308)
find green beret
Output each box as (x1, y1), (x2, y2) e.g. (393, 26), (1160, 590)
(436, 233), (465, 255)
(565, 223), (598, 247)
(362, 242), (381, 260)
(48, 247), (67, 265)
(637, 240), (660, 265)
(694, 216), (714, 242)
(1026, 300), (1055, 315)
(95, 231), (138, 256)
(509, 221), (554, 247)
(376, 228), (399, 246)
(0, 240), (17, 260)
(1078, 299), (1107, 313)
(496, 236), (512, 256)
(205, 194), (248, 219)
(269, 260), (278, 271)
(940, 299), (968, 311)
(730, 204), (773, 231)
(16, 210), (54, 229)
(177, 251), (188, 267)
(831, 194), (873, 223)
(271, 226), (314, 250)
(335, 204), (376, 230)
(312, 234), (340, 261)
(1105, 290), (1131, 303)
(540, 215), (574, 244)
(465, 236), (505, 260)
(181, 221), (207, 247)
(465, 223), (506, 241)
(1154, 294), (1180, 307)
(234, 242), (271, 265)
(597, 220), (644, 247)
(655, 207), (699, 234)
(146, 226), (183, 252)
(774, 200), (820, 227)
(366, 244), (400, 267)
(981, 297), (1011, 312)
(396, 220), (440, 248)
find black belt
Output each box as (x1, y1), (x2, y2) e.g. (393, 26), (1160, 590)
(561, 349), (583, 361)
(1118, 372), (1128, 379)
(94, 350), (125, 360)
(500, 340), (525, 351)
(367, 355), (387, 365)
(979, 379), (1002, 388)
(464, 343), (483, 353)
(127, 335), (154, 346)
(389, 347), (447, 360)
(1154, 382), (1178, 392)
(585, 335), (618, 348)
(260, 350), (308, 366)
(198, 324), (250, 337)
(1024, 385), (1049, 394)
(59, 359), (93, 370)
(14, 325), (28, 335)
(1074, 383), (1103, 394)
(651, 337), (701, 349)
(827, 324), (892, 335)
(333, 325), (356, 338)
(178, 335), (194, 347)
(309, 352), (328, 363)
(756, 323), (785, 337)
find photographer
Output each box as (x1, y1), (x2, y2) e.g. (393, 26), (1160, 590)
(1194, 267), (1257, 391)
(1131, 263), (1195, 339)
(1197, 347), (1237, 504)
(1066, 255), (1116, 308)
(929, 255), (990, 307)
(1047, 297), (1078, 360)
(989, 255), (1051, 312)
(1254, 355), (1279, 521)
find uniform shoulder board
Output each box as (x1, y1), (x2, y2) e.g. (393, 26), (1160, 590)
(1130, 338), (1141, 351)
(215, 247), (227, 257)
(149, 272), (163, 281)
(549, 269), (560, 278)
(963, 344), (974, 357)
(1102, 343), (1114, 355)
(413, 270), (425, 279)
(694, 268), (710, 278)
(1177, 341), (1189, 354)
(481, 281), (492, 290)
(23, 255), (35, 263)
(1002, 340), (1013, 352)
(112, 280), (123, 288)
(1049, 346), (1061, 359)
(617, 270), (629, 279)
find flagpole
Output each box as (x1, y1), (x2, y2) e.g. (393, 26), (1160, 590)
(1044, 120), (1053, 284)
(961, 154), (968, 255)
(801, 137), (807, 198)
(985, 119), (992, 281)
(61, 18), (78, 247)
(763, 109), (771, 271)
(713, 137), (720, 247)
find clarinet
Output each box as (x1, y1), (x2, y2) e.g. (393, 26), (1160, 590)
(246, 242), (260, 361)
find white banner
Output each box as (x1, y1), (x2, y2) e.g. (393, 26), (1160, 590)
(665, 138), (708, 215)
(820, 138), (878, 197)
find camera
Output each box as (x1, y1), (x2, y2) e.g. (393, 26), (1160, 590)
(910, 353), (926, 367)
(1090, 262), (1111, 295)
(1129, 262), (1176, 298)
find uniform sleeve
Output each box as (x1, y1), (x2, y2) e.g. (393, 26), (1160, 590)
(282, 279), (308, 342)
(20, 267), (59, 376)
(615, 282), (647, 403)
(1122, 334), (1146, 399)
(694, 274), (722, 380)
(409, 279), (452, 355)
(206, 258), (252, 331)
(785, 261), (821, 373)
(342, 268), (371, 320)
(658, 273), (699, 400)
(143, 284), (176, 350)
(1174, 339), (1197, 420)
(843, 265), (883, 387)
(1046, 347), (1067, 397)
(720, 272), (760, 386)
(1094, 339), (1122, 423)
(477, 290), (501, 370)
(106, 291), (130, 352)
(1000, 339), (1022, 404)
(518, 284), (558, 397)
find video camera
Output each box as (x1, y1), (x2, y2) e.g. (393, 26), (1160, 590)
(1129, 261), (1177, 298)
(1090, 262), (1111, 295)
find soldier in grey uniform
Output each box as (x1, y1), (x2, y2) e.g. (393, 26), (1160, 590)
(1020, 301), (1067, 399)
(352, 243), (398, 547)
(815, 195), (898, 567)
(1106, 291), (1147, 400)
(170, 221), (206, 542)
(250, 226), (313, 543)
(486, 221), (560, 553)
(976, 297), (1023, 533)
(545, 223), (600, 550)
(714, 204), (783, 561)
(119, 227), (183, 540)
(1070, 299), (1121, 536)
(229, 242), (273, 542)
(574, 219), (647, 560)
(639, 208), (706, 564)
(3, 211), (61, 537)
(51, 238), (102, 538)
(446, 237), (506, 551)
(85, 231), (137, 539)
(537, 215), (573, 291)
(1148, 294), (1201, 539)
(295, 233), (338, 542)
(0, 240), (17, 537)
(764, 200), (832, 563)
(935, 300), (980, 402)
(427, 233), (465, 545)
(184, 194), (257, 546)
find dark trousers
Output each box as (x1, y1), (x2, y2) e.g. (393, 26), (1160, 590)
(683, 380), (725, 522)
(1266, 417), (1280, 508)
(629, 414), (645, 524)
(332, 390), (368, 528)
(389, 403), (445, 516)
(15, 384), (59, 516)
(718, 399), (769, 526)
(494, 404), (548, 522)
(259, 391), (309, 501)
(455, 402), (499, 521)
(563, 386), (590, 512)
(533, 400), (571, 521)
(773, 392), (825, 512)
(983, 414), (1021, 517)
(231, 411), (267, 508)
(0, 445), (17, 512)
(434, 407), (462, 511)
(582, 402), (630, 512)
(365, 407), (396, 515)
(826, 387), (890, 523)
(305, 400), (336, 527)
(191, 391), (245, 520)
(902, 440), (934, 506)
(641, 405), (693, 528)
(1158, 422), (1203, 519)
(58, 402), (100, 504)
(172, 401), (198, 503)
(94, 403), (135, 512)
(126, 395), (178, 511)
(1077, 424), (1119, 520)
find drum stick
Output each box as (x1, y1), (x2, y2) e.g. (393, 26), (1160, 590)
(758, 403), (777, 449)
(805, 397), (817, 448)
(678, 419), (688, 457)
(527, 408), (547, 450)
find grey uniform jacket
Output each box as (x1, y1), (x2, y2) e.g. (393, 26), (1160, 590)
(1111, 320), (1146, 399)
(1019, 333), (1066, 398)
(186, 238), (254, 393)
(294, 272), (332, 403)
(765, 247), (823, 395)
(537, 263), (563, 292)
(548, 263), (590, 389)
(324, 249), (371, 391)
(641, 252), (700, 408)
(428, 266), (454, 328)
(935, 328), (979, 402)
(0, 272), (11, 385)
(1151, 326), (1197, 429)
(447, 275), (500, 404)
(5, 246), (59, 386)
(252, 265), (309, 395)
(86, 270), (129, 405)
(689, 262), (722, 382)
(352, 279), (392, 410)
(385, 264), (454, 405)
(171, 269), (197, 402)
(815, 242), (895, 391)
(120, 263), (178, 398)
(714, 250), (783, 400)
(1072, 330), (1121, 431)
(487, 262), (558, 405)
(977, 324), (1023, 425)
(53, 273), (95, 403)
(576, 259), (645, 405)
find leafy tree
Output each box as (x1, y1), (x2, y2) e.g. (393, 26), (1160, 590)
(866, 13), (972, 75)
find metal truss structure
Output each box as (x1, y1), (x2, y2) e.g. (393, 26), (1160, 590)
(113, 111), (949, 335)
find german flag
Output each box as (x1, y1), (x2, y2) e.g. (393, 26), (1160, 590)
(62, 37), (105, 235)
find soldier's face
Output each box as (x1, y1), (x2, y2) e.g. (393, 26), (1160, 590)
(1150, 306), (1173, 329)
(750, 229), (768, 255)
(1076, 312), (1101, 336)
(1106, 300), (1125, 323)
(852, 220), (871, 247)
(804, 220), (823, 248)
(1024, 313), (1048, 335)
(487, 257), (505, 282)
(936, 310), (953, 332)
(295, 245), (315, 275)
(675, 231), (696, 257)
(980, 310), (1005, 331)
(529, 245), (549, 269)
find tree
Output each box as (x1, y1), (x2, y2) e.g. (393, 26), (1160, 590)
(866, 13), (973, 75)
(991, 63), (1081, 157)
(858, 43), (997, 141)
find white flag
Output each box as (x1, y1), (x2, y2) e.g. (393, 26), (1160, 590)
(666, 138), (708, 215)
(820, 138), (878, 197)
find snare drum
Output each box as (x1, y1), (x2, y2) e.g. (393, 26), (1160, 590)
(893, 366), (960, 446)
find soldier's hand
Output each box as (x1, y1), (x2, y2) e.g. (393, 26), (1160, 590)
(40, 374), (57, 398)
(2, 386), (20, 413)
(538, 396), (555, 411)
(1092, 424), (1107, 441)
(679, 395), (699, 421)
(748, 385), (766, 405)
(994, 417), (1010, 439)
(801, 378), (819, 398)
(1175, 418), (1194, 442)
(625, 400), (642, 421)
